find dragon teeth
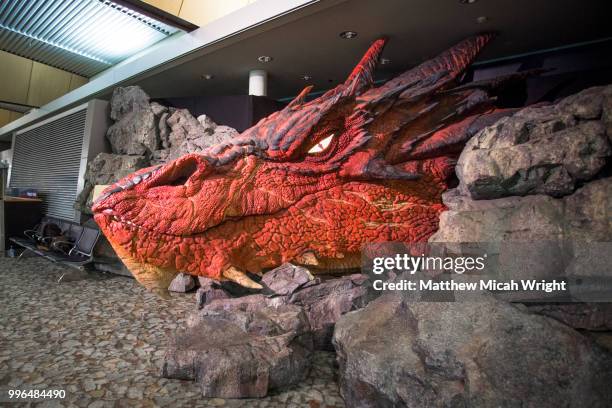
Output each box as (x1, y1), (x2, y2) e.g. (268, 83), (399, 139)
(110, 215), (139, 229)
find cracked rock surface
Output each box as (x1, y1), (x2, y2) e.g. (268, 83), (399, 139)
(333, 292), (612, 408)
(457, 85), (612, 199)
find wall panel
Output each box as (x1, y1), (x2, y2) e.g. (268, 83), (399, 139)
(27, 62), (73, 107)
(0, 52), (88, 128)
(0, 50), (33, 105)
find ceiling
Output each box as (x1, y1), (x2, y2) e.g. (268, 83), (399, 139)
(0, 0), (184, 77)
(131, 0), (612, 101)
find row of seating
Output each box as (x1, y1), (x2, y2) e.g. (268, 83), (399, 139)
(10, 216), (101, 266)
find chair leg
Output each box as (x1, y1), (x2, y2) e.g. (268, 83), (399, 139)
(17, 248), (31, 261)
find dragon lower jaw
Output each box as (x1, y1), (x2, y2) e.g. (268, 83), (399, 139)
(109, 237), (177, 299)
(94, 213), (177, 298)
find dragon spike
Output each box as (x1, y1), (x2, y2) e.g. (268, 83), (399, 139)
(223, 266), (263, 289)
(357, 33), (496, 107)
(287, 85), (314, 109)
(344, 37), (387, 96)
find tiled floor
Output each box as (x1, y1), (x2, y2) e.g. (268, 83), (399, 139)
(0, 257), (344, 407)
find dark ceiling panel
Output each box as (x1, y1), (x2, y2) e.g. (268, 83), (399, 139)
(133, 0), (611, 100)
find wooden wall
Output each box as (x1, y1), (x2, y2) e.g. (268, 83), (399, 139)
(0, 50), (88, 128)
(144, 0), (257, 27)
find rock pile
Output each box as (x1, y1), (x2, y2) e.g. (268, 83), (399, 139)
(161, 264), (372, 398)
(327, 85), (612, 407)
(162, 303), (313, 398)
(75, 153), (150, 214)
(431, 85), (612, 313)
(75, 86), (239, 214)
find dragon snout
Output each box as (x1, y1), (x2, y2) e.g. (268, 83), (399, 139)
(92, 154), (209, 213)
(92, 166), (160, 211)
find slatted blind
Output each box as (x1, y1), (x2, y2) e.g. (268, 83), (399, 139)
(10, 109), (86, 221)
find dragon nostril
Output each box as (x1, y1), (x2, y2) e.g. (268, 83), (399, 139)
(168, 174), (191, 186)
(156, 158), (200, 188)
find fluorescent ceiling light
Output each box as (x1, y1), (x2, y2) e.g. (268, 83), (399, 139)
(0, 0), (184, 76)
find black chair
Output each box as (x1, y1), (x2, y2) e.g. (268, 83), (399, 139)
(23, 216), (52, 243)
(49, 226), (101, 265)
(10, 217), (101, 267)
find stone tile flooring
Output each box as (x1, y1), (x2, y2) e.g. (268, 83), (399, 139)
(0, 258), (345, 407)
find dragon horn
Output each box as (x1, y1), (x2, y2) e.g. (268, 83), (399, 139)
(344, 37), (387, 96)
(287, 85), (314, 108)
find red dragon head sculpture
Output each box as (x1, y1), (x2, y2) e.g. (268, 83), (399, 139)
(93, 34), (516, 298)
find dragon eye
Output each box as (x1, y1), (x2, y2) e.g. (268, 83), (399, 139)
(308, 134), (334, 154)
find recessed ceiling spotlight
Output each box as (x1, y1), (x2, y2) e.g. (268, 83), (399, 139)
(258, 55), (273, 63)
(476, 16), (489, 24)
(201, 74), (214, 80)
(301, 75), (312, 81)
(339, 31), (358, 39)
(459, 0), (478, 4)
(380, 58), (391, 65)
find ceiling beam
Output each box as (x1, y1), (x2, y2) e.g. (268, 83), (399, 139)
(111, 0), (199, 32)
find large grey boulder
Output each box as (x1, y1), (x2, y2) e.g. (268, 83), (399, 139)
(333, 293), (612, 407)
(166, 108), (208, 149)
(109, 86), (151, 120)
(161, 304), (313, 398)
(429, 177), (612, 303)
(457, 85), (611, 199)
(106, 86), (161, 155)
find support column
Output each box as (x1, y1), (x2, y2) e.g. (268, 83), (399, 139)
(248, 70), (267, 97)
